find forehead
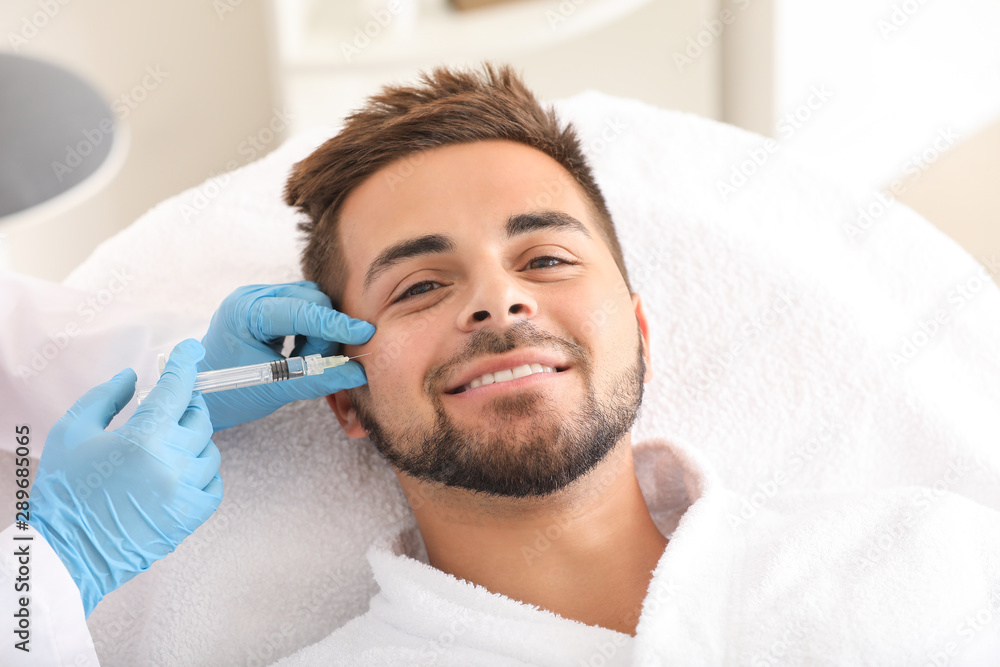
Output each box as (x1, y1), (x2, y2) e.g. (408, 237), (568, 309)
(337, 140), (598, 297)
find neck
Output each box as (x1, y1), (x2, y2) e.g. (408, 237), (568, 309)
(396, 438), (668, 636)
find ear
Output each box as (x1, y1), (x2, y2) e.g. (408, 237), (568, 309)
(326, 390), (368, 438)
(632, 293), (653, 382)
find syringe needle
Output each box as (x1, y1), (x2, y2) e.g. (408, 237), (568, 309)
(348, 352), (373, 359)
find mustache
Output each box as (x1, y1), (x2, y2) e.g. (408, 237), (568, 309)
(425, 320), (588, 394)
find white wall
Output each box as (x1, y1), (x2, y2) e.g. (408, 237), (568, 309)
(771, 0), (1000, 193)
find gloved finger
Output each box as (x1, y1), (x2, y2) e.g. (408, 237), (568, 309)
(50, 369), (137, 449)
(178, 394), (214, 442)
(179, 440), (221, 489)
(250, 296), (375, 346)
(169, 480), (222, 528)
(132, 339), (205, 427)
(244, 280), (327, 298)
(266, 282), (334, 308)
(269, 360), (369, 401)
(292, 332), (335, 359)
(202, 472), (223, 501)
(234, 283), (332, 349)
(62, 368), (138, 428)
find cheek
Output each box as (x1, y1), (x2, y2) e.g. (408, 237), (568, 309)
(561, 279), (631, 344)
(354, 322), (436, 399)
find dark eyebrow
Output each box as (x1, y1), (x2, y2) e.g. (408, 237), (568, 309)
(363, 234), (456, 294)
(362, 210), (592, 294)
(504, 210), (592, 241)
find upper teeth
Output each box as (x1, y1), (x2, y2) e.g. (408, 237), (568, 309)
(461, 363), (558, 392)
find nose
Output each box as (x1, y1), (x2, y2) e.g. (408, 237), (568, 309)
(457, 267), (539, 331)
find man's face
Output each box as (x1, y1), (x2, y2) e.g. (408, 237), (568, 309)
(330, 140), (651, 498)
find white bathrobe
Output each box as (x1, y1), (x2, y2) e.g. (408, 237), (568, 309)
(262, 437), (1000, 666)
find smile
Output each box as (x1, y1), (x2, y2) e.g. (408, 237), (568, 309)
(450, 363), (559, 394)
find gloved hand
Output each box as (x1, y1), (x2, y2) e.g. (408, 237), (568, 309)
(199, 281), (376, 430)
(29, 338), (223, 618)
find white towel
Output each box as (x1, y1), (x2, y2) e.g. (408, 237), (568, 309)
(61, 90), (1000, 665)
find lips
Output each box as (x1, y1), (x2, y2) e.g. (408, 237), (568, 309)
(452, 363), (559, 394)
(444, 351), (570, 394)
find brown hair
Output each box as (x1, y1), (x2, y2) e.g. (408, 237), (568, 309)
(284, 61), (630, 310)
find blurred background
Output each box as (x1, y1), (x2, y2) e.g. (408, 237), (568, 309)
(0, 0), (997, 281)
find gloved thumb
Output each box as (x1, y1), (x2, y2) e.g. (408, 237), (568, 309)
(62, 369), (138, 434)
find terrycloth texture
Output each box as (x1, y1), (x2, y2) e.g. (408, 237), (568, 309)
(273, 437), (1000, 666)
(61, 90), (1000, 665)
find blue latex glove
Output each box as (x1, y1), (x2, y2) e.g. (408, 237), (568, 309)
(29, 339), (223, 618)
(199, 281), (376, 430)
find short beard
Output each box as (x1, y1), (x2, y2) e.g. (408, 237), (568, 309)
(348, 322), (646, 499)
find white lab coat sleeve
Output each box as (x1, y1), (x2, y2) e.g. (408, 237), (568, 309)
(0, 523), (100, 666)
(0, 267), (209, 454)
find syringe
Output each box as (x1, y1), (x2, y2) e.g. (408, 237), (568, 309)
(135, 353), (371, 404)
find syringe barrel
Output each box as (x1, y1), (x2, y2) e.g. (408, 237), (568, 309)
(135, 355), (337, 404)
(137, 359), (291, 403)
(190, 360), (282, 393)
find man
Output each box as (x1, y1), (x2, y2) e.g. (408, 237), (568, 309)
(7, 62), (1000, 666)
(283, 63), (666, 637)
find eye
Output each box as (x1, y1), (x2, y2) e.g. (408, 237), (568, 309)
(526, 255), (577, 270)
(393, 280), (442, 303)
